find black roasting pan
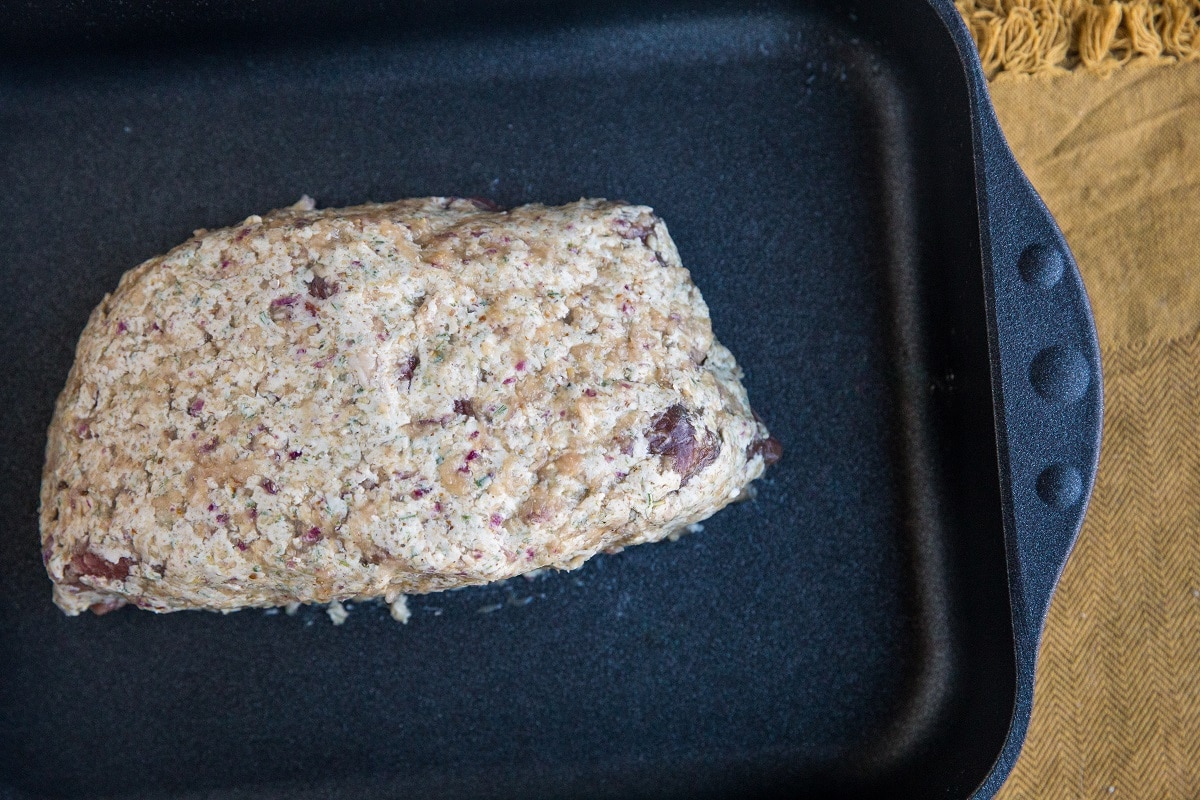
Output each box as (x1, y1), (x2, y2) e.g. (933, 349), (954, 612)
(0, 1), (1102, 797)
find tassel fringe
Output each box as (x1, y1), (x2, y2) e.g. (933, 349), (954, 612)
(957, 0), (1200, 77)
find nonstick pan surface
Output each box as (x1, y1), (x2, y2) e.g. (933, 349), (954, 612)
(0, 2), (1102, 797)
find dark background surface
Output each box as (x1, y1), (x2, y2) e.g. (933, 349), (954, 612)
(0, 1), (1015, 797)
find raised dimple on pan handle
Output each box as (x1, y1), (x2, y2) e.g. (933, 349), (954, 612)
(972, 98), (1104, 645)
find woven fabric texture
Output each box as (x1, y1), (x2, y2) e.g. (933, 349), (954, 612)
(962, 6), (1200, 796)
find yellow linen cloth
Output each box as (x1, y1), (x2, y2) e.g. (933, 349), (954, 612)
(953, 2), (1200, 795)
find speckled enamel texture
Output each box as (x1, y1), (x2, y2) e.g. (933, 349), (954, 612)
(40, 198), (778, 615)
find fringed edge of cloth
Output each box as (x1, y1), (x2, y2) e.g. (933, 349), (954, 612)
(957, 0), (1200, 78)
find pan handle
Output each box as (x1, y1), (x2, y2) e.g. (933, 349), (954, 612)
(925, 0), (1105, 794)
(972, 100), (1104, 643)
